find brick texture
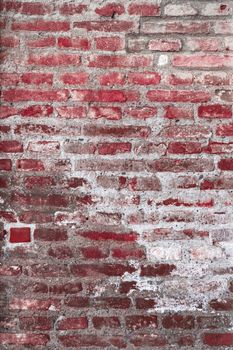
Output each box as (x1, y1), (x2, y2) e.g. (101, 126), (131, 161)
(0, 0), (233, 349)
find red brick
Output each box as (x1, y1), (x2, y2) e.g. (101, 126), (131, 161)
(0, 34), (19, 47)
(164, 106), (193, 119)
(59, 3), (87, 15)
(218, 159), (233, 171)
(26, 36), (56, 48)
(128, 3), (160, 16)
(9, 227), (31, 243)
(0, 159), (12, 171)
(147, 158), (214, 172)
(60, 72), (88, 85)
(17, 159), (44, 171)
(168, 72), (193, 85)
(197, 73), (230, 86)
(28, 53), (80, 66)
(202, 142), (233, 154)
(0, 141), (23, 153)
(89, 106), (122, 120)
(12, 192), (70, 208)
(93, 316), (120, 329)
(0, 333), (49, 346)
(83, 125), (150, 138)
(95, 4), (125, 16)
(198, 104), (232, 118)
(173, 54), (233, 68)
(10, 298), (61, 311)
(112, 248), (144, 259)
(126, 315), (158, 330)
(128, 72), (161, 85)
(217, 124), (233, 136)
(64, 141), (96, 155)
(21, 73), (53, 85)
(70, 264), (135, 277)
(201, 176), (233, 190)
(27, 141), (60, 153)
(197, 315), (233, 329)
(19, 211), (54, 224)
(34, 228), (67, 241)
(75, 159), (145, 172)
(126, 107), (157, 119)
(140, 264), (176, 276)
(21, 105), (53, 117)
(0, 211), (17, 222)
(149, 39), (182, 51)
(2, 1), (52, 15)
(203, 333), (233, 346)
(19, 316), (53, 331)
(168, 142), (202, 154)
(95, 37), (125, 51)
(24, 263), (69, 278)
(56, 106), (86, 119)
(12, 20), (70, 31)
(0, 73), (19, 86)
(142, 21), (210, 34)
(119, 281), (137, 294)
(0, 106), (18, 119)
(0, 177), (8, 188)
(48, 246), (73, 259)
(79, 231), (138, 242)
(65, 297), (89, 308)
(98, 142), (131, 155)
(71, 90), (127, 102)
(25, 176), (55, 189)
(94, 297), (131, 309)
(0, 19), (6, 29)
(81, 247), (108, 259)
(58, 37), (90, 50)
(139, 176), (162, 191)
(209, 299), (233, 310)
(99, 72), (125, 86)
(160, 125), (211, 139)
(57, 317), (88, 330)
(216, 90), (233, 102)
(88, 55), (152, 67)
(50, 282), (82, 294)
(158, 198), (213, 208)
(162, 314), (195, 329)
(177, 335), (194, 347)
(130, 334), (167, 347)
(0, 126), (11, 134)
(186, 38), (222, 51)
(3, 89), (68, 102)
(147, 90), (211, 102)
(59, 335), (113, 348)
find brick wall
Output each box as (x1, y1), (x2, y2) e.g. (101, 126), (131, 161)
(1, 0), (233, 348)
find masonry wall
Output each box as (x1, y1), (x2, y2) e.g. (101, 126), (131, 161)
(1, 0), (233, 348)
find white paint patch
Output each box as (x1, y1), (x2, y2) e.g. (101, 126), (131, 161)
(121, 222), (232, 312)
(158, 55), (168, 66)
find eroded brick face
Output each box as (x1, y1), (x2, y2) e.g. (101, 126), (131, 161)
(0, 0), (233, 348)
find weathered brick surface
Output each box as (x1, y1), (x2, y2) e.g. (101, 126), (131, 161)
(0, 0), (233, 348)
